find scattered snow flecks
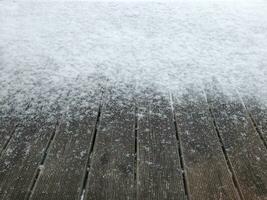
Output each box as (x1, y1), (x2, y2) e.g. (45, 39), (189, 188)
(0, 0), (267, 115)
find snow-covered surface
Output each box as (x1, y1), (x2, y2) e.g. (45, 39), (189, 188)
(1, 0), (267, 115)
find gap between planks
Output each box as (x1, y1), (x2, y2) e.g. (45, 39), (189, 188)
(0, 125), (18, 157)
(204, 90), (245, 200)
(79, 102), (103, 200)
(246, 112), (267, 149)
(170, 94), (190, 200)
(25, 92), (72, 200)
(25, 119), (60, 200)
(237, 95), (267, 150)
(207, 107), (245, 200)
(0, 102), (32, 158)
(134, 104), (138, 200)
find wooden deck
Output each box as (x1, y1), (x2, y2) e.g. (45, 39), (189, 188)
(0, 84), (267, 200)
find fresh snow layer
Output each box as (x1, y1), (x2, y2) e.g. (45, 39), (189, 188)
(1, 0), (267, 114)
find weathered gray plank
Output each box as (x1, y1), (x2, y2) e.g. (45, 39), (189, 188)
(206, 85), (267, 200)
(173, 88), (239, 200)
(30, 95), (100, 200)
(137, 92), (186, 200)
(85, 94), (136, 200)
(0, 111), (57, 200)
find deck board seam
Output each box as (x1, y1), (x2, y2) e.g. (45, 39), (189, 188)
(246, 112), (267, 149)
(207, 104), (245, 200)
(134, 104), (139, 200)
(0, 103), (32, 158)
(26, 119), (61, 200)
(170, 94), (190, 200)
(0, 124), (18, 158)
(79, 93), (103, 200)
(237, 94), (267, 149)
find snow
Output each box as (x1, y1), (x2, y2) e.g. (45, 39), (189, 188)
(1, 0), (267, 116)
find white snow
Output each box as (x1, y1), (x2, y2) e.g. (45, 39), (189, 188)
(0, 0), (267, 115)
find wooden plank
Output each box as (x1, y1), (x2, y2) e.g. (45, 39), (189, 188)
(137, 92), (186, 200)
(30, 95), (100, 200)
(85, 94), (136, 200)
(173, 88), (239, 200)
(239, 95), (267, 147)
(206, 84), (267, 200)
(0, 110), (57, 200)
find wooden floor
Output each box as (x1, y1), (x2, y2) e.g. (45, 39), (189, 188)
(0, 84), (267, 200)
